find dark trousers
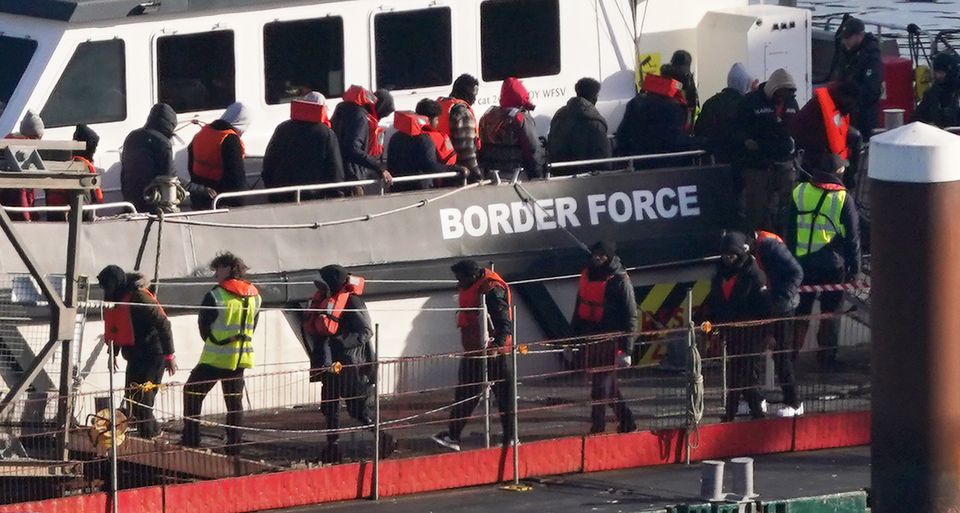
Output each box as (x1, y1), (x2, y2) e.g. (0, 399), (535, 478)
(741, 162), (795, 233)
(724, 327), (765, 420)
(771, 317), (799, 407)
(123, 356), (165, 438)
(590, 369), (636, 433)
(448, 355), (515, 442)
(320, 368), (374, 443)
(182, 364), (245, 453)
(796, 267), (846, 365)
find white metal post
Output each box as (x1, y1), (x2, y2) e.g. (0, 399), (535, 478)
(481, 301), (491, 449)
(373, 324), (380, 501)
(108, 339), (119, 513)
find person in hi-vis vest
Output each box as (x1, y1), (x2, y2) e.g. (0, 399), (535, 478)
(98, 265), (176, 439)
(181, 252), (261, 455)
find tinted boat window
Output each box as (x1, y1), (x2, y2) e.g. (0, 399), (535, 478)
(264, 17), (345, 104)
(481, 0), (561, 81)
(374, 7), (452, 90)
(41, 40), (127, 127)
(0, 36), (38, 116)
(158, 31), (235, 113)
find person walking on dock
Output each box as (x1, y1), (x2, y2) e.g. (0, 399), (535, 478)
(182, 252), (261, 455)
(98, 265), (176, 439)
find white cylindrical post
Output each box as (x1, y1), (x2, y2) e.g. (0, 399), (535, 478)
(730, 457), (756, 500)
(883, 109), (906, 130)
(870, 122), (960, 512)
(699, 460), (725, 502)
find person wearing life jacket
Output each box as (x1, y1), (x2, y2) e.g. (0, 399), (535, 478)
(182, 252), (261, 455)
(749, 229), (805, 417)
(478, 77), (545, 179)
(615, 65), (699, 169)
(262, 91), (344, 203)
(438, 74), (482, 181)
(786, 153), (861, 369)
(44, 124), (105, 221)
(571, 241), (638, 434)
(670, 50), (700, 130)
(387, 99), (466, 192)
(2, 110), (43, 221)
(790, 81), (862, 183)
(187, 102), (250, 210)
(331, 85), (394, 193)
(432, 260), (515, 452)
(97, 265), (176, 439)
(700, 232), (770, 421)
(732, 68), (800, 233)
(303, 264), (395, 463)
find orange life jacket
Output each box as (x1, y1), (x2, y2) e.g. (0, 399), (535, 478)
(291, 99), (331, 128)
(437, 97), (481, 151)
(814, 87), (850, 160)
(306, 275), (366, 337)
(190, 124), (246, 182)
(575, 270), (613, 324)
(103, 289), (165, 347)
(46, 157), (104, 207)
(752, 230), (785, 280)
(343, 85), (384, 157)
(641, 74), (687, 106)
(457, 269), (512, 351)
(424, 126), (457, 165)
(395, 112), (458, 165)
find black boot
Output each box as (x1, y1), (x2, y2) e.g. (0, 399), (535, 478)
(321, 441), (341, 464)
(378, 432), (396, 458)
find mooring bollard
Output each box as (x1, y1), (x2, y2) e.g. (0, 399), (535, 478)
(700, 460), (725, 502)
(730, 457), (757, 500)
(883, 108), (906, 130)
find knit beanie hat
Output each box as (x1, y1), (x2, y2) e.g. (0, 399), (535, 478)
(19, 110), (44, 139)
(220, 102), (251, 134)
(590, 240), (617, 259)
(763, 69), (797, 98)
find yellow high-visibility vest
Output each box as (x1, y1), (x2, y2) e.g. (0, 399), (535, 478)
(792, 182), (847, 258)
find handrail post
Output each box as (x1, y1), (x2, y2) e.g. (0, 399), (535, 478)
(373, 324), (380, 501)
(684, 288), (694, 465)
(511, 305), (520, 485)
(481, 301), (491, 449)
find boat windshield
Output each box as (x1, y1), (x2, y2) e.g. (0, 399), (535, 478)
(0, 36), (38, 118)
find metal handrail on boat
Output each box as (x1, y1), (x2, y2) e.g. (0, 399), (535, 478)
(1, 202), (138, 216)
(211, 171), (462, 209)
(546, 150), (710, 176)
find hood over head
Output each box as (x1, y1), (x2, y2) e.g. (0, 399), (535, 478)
(499, 77), (535, 111)
(374, 88), (395, 119)
(316, 265), (350, 293)
(19, 110), (44, 139)
(763, 69), (797, 99)
(146, 103), (177, 138)
(727, 63), (753, 95)
(220, 102), (251, 134)
(73, 124), (100, 159)
(342, 85), (378, 112)
(720, 231), (750, 271)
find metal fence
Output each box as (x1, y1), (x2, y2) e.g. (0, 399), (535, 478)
(0, 288), (872, 506)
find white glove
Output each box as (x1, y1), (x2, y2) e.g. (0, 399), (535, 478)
(617, 351), (632, 368)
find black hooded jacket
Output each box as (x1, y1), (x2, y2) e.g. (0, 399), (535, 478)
(704, 256), (769, 323)
(331, 91), (394, 182)
(100, 269), (175, 362)
(547, 96), (611, 173)
(831, 34), (884, 134)
(915, 82), (960, 127)
(571, 255), (638, 359)
(262, 119), (344, 200)
(615, 92), (697, 167)
(694, 88), (744, 164)
(121, 103), (177, 212)
(306, 265), (375, 372)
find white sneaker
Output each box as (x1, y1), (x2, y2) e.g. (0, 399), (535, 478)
(775, 402), (805, 418)
(737, 399), (767, 416)
(431, 432), (461, 452)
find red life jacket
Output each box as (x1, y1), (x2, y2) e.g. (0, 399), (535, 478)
(814, 87), (850, 160)
(190, 124), (246, 182)
(641, 74), (687, 106)
(574, 270), (613, 324)
(103, 289), (165, 347)
(395, 112), (458, 165)
(424, 126), (457, 165)
(306, 275), (366, 337)
(343, 85), (384, 157)
(291, 99), (331, 128)
(721, 276), (738, 301)
(46, 157), (104, 207)
(457, 269), (512, 351)
(394, 111), (428, 136)
(751, 230), (786, 282)
(437, 97), (481, 151)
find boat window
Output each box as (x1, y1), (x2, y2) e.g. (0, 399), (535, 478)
(480, 0), (561, 81)
(374, 7), (452, 91)
(0, 36), (38, 118)
(157, 30), (235, 113)
(41, 40), (127, 127)
(264, 17), (345, 104)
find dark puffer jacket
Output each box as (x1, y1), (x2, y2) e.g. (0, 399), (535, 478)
(694, 88), (744, 164)
(262, 119), (343, 201)
(752, 233), (803, 315)
(731, 86), (798, 169)
(303, 265), (375, 380)
(615, 91), (698, 167)
(121, 103), (177, 212)
(571, 256), (638, 366)
(831, 34), (883, 137)
(547, 96), (611, 174)
(331, 87), (393, 182)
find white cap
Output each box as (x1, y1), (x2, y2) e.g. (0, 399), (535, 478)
(869, 122), (960, 183)
(300, 91), (327, 106)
